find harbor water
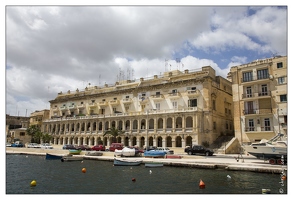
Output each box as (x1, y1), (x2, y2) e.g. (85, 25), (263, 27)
(6, 154), (287, 194)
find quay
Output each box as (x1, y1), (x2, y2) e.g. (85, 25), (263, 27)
(6, 146), (287, 174)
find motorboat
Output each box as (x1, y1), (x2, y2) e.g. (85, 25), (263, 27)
(85, 151), (103, 156)
(68, 149), (82, 155)
(244, 133), (287, 164)
(113, 158), (142, 166)
(61, 155), (84, 162)
(145, 162), (164, 168)
(46, 153), (66, 160)
(143, 150), (166, 158)
(114, 146), (142, 157)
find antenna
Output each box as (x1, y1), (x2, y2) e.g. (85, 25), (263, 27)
(176, 58), (181, 70)
(165, 59), (168, 72)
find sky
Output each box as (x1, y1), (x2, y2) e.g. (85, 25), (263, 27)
(4, 2), (289, 117)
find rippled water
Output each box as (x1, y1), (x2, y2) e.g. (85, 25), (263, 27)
(6, 154), (287, 194)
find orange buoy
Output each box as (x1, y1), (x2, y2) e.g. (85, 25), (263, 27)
(281, 175), (286, 180)
(199, 179), (205, 189)
(30, 180), (37, 187)
(82, 168), (86, 173)
(132, 178), (136, 182)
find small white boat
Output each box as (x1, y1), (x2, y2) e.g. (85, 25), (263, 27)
(113, 158), (142, 166)
(114, 147), (142, 157)
(61, 155), (83, 162)
(145, 162), (164, 168)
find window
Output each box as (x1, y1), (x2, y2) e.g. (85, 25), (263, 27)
(155, 103), (160, 110)
(187, 86), (196, 90)
(126, 96), (129, 99)
(81, 102), (83, 104)
(277, 62), (283, 68)
(213, 122), (216, 130)
(226, 122), (228, 129)
(242, 71), (252, 82)
(125, 106), (129, 111)
(260, 84), (268, 96)
(188, 99), (197, 107)
(280, 95), (287, 102)
(212, 100), (216, 110)
(102, 99), (105, 101)
(172, 101), (178, 109)
(72, 103), (74, 105)
(246, 86), (252, 97)
(248, 119), (254, 131)
(278, 77), (286, 84)
(257, 69), (269, 79)
(91, 100), (95, 103)
(172, 89), (177, 93)
(264, 118), (271, 131)
(114, 97), (117, 100)
(113, 107), (116, 112)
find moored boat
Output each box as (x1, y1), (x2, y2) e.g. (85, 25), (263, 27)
(143, 150), (166, 158)
(145, 162), (164, 168)
(114, 146), (142, 157)
(85, 151), (103, 156)
(61, 155), (83, 162)
(113, 158), (142, 166)
(46, 153), (64, 160)
(68, 149), (82, 155)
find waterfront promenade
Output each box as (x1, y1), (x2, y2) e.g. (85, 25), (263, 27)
(6, 146), (287, 174)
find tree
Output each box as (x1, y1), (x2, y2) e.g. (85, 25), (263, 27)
(26, 125), (43, 143)
(42, 133), (52, 143)
(103, 127), (125, 143)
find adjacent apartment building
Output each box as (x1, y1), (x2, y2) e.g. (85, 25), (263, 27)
(42, 66), (234, 149)
(228, 56), (287, 145)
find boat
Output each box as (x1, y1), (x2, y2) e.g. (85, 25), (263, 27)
(61, 155), (84, 162)
(166, 154), (182, 159)
(85, 151), (103, 156)
(114, 147), (142, 157)
(143, 150), (166, 158)
(244, 133), (287, 164)
(145, 162), (164, 168)
(113, 158), (142, 166)
(68, 149), (82, 155)
(46, 153), (66, 160)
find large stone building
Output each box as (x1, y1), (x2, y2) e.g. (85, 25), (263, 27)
(228, 56), (287, 145)
(42, 66), (234, 149)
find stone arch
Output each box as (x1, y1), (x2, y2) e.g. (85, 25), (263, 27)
(176, 117), (182, 128)
(98, 122), (103, 131)
(175, 136), (182, 147)
(133, 120), (138, 129)
(157, 136), (163, 147)
(166, 117), (172, 128)
(118, 120), (123, 130)
(105, 121), (109, 130)
(186, 116), (193, 128)
(158, 118), (163, 129)
(132, 137), (137, 146)
(186, 136), (192, 147)
(93, 122), (97, 131)
(166, 136), (172, 147)
(149, 118), (154, 129)
(141, 119), (146, 129)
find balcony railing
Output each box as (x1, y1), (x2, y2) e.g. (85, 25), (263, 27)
(151, 94), (164, 99)
(186, 89), (200, 96)
(109, 100), (119, 105)
(241, 74), (270, 83)
(243, 108), (272, 115)
(59, 106), (67, 110)
(242, 91), (271, 98)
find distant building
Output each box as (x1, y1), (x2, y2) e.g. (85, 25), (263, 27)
(29, 109), (50, 128)
(43, 66), (234, 149)
(228, 56), (287, 145)
(6, 114), (30, 143)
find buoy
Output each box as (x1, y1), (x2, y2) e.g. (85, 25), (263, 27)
(132, 178), (136, 182)
(149, 170), (152, 174)
(82, 168), (86, 173)
(81, 161), (83, 163)
(30, 180), (37, 187)
(199, 179), (205, 189)
(227, 175), (231, 179)
(281, 175), (286, 180)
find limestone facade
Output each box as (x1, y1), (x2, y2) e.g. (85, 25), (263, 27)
(42, 66), (234, 148)
(228, 56), (287, 144)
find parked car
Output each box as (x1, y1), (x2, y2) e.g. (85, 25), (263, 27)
(144, 146), (157, 151)
(11, 142), (24, 147)
(91, 145), (105, 151)
(6, 142), (12, 147)
(156, 147), (174, 154)
(76, 145), (92, 151)
(62, 144), (77, 150)
(184, 145), (214, 156)
(109, 143), (123, 152)
(27, 143), (41, 148)
(40, 143), (53, 149)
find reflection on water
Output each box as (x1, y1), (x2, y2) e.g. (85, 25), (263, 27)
(6, 154), (287, 194)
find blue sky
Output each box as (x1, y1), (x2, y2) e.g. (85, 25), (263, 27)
(4, 2), (289, 117)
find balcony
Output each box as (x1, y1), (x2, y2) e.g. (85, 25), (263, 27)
(241, 74), (270, 83)
(243, 108), (272, 115)
(109, 100), (120, 105)
(168, 92), (181, 99)
(68, 105), (77, 110)
(77, 104), (85, 108)
(186, 89), (200, 97)
(121, 98), (132, 104)
(98, 101), (108, 107)
(88, 102), (97, 108)
(150, 94), (164, 100)
(59, 106), (68, 110)
(242, 91), (271, 99)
